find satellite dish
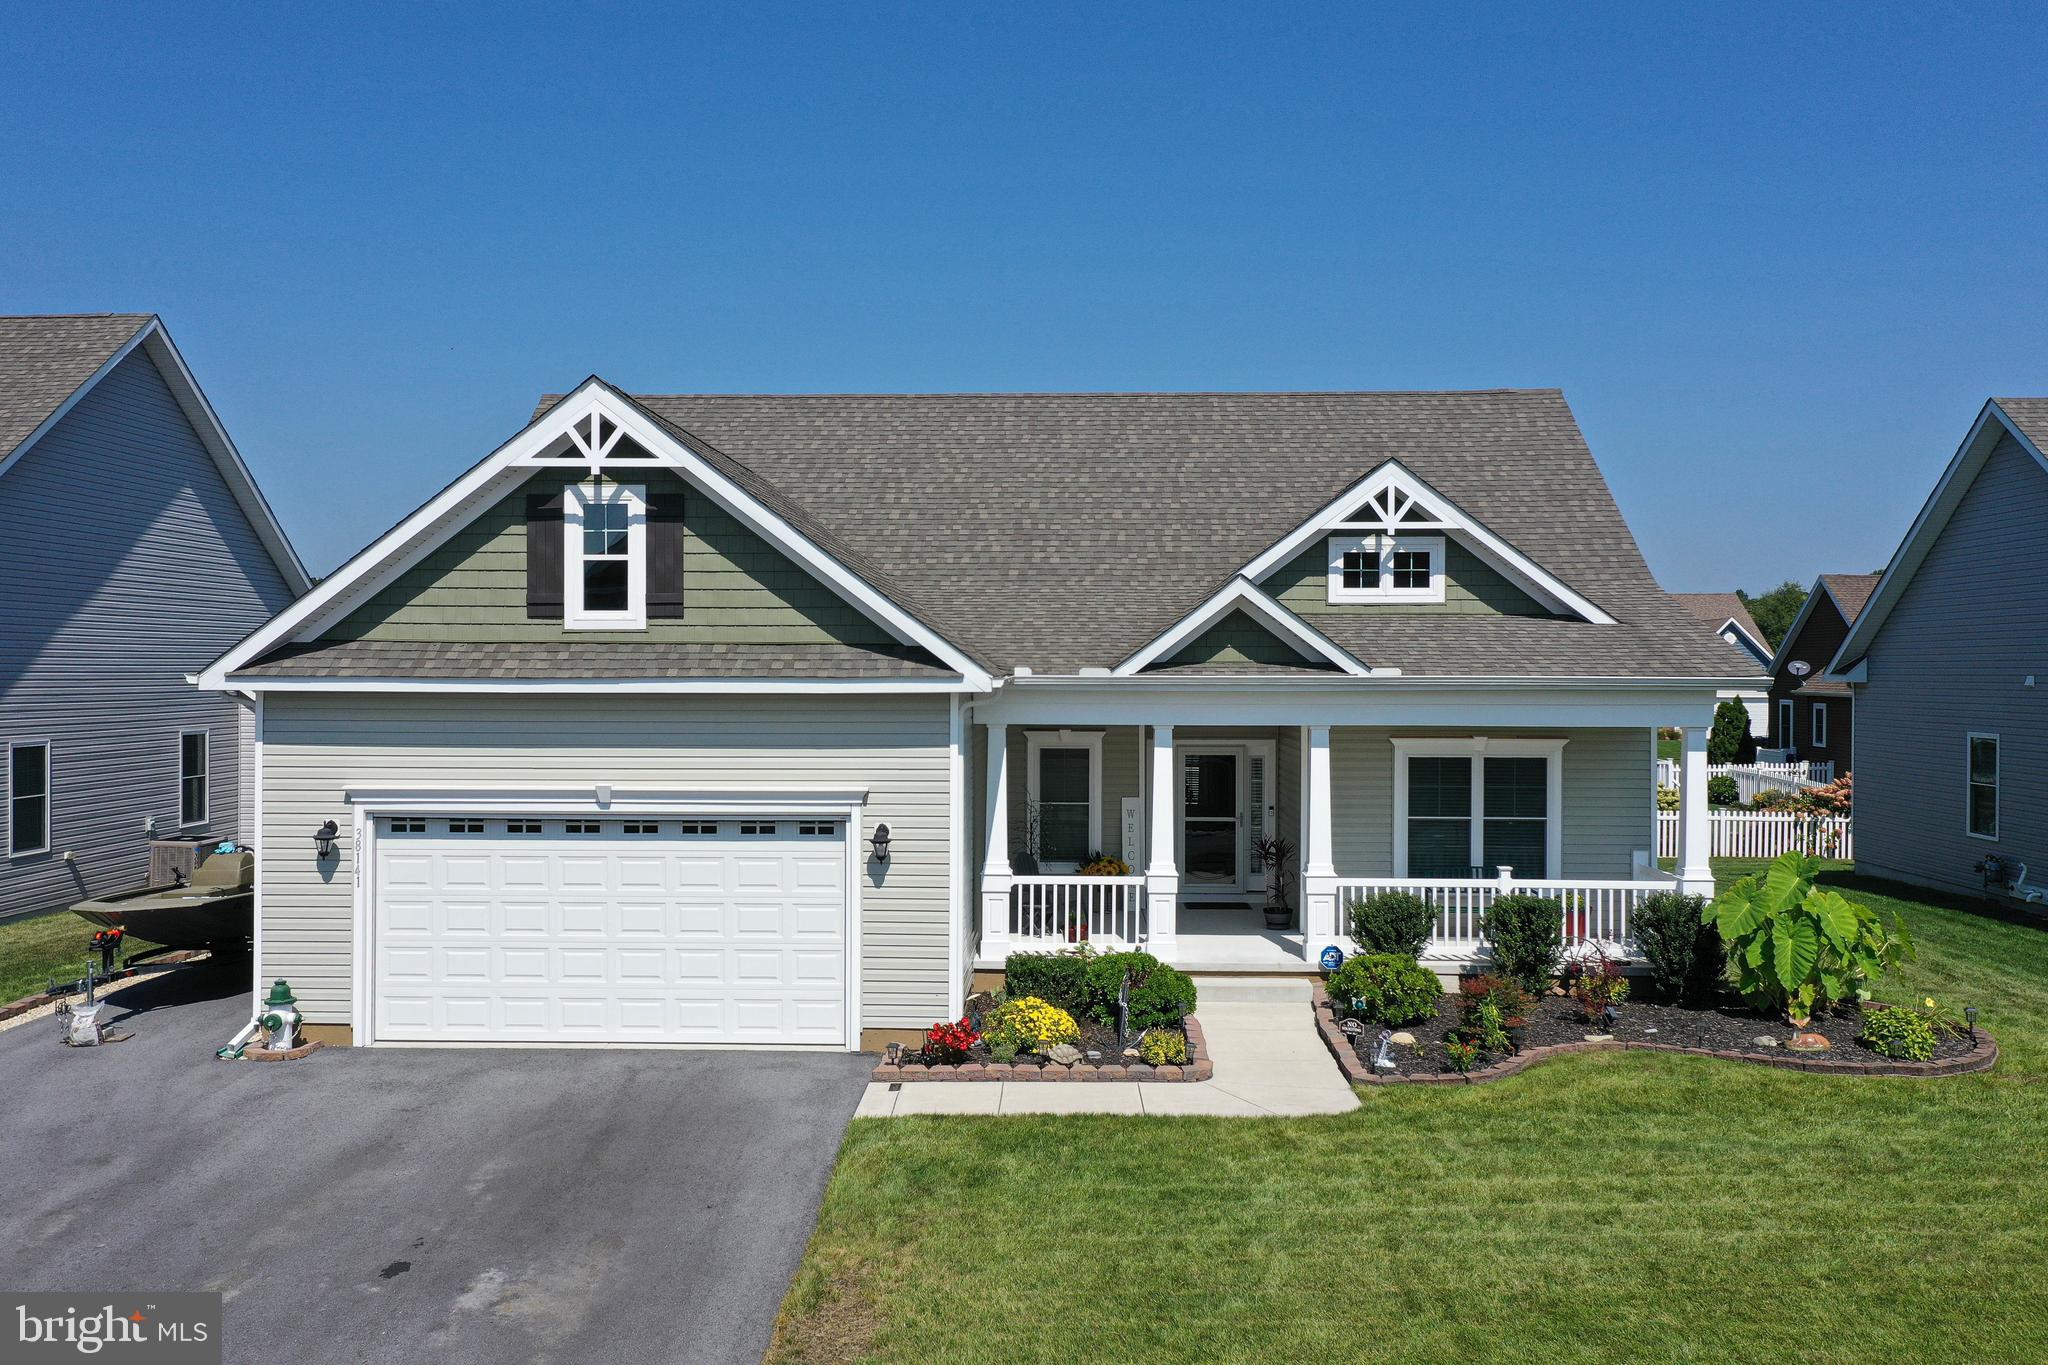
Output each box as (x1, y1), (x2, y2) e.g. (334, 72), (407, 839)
(1788, 661), (1812, 676)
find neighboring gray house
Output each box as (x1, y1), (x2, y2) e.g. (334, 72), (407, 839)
(1829, 398), (2048, 903)
(1, 315), (307, 920)
(200, 381), (1761, 1051)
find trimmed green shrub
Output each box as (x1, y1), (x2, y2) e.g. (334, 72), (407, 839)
(1480, 894), (1563, 993)
(1708, 774), (1740, 806)
(1081, 951), (1161, 1024)
(1325, 953), (1441, 1027)
(1138, 1028), (1188, 1065)
(1346, 891), (1435, 958)
(1633, 891), (1724, 1004)
(1004, 951), (1089, 1012)
(1859, 1007), (1937, 1061)
(1709, 698), (1755, 765)
(1128, 964), (1197, 1030)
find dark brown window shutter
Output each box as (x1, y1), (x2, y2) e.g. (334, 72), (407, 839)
(647, 489), (686, 618)
(526, 489), (565, 619)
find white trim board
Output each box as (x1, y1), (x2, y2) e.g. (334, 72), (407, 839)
(200, 378), (991, 692)
(1113, 576), (1374, 677)
(1237, 460), (1616, 625)
(1829, 399), (2048, 678)
(0, 318), (310, 593)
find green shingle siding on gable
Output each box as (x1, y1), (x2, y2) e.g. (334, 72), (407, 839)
(1265, 537), (1556, 617)
(1160, 609), (1338, 669)
(322, 470), (899, 646)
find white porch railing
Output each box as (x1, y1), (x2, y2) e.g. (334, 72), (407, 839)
(1004, 875), (1148, 947)
(1334, 875), (1668, 961)
(1655, 810), (1852, 859)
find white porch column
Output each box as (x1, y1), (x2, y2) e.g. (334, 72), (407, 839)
(1676, 723), (1715, 895)
(979, 721), (1014, 960)
(1303, 724), (1340, 964)
(1144, 724), (1178, 955)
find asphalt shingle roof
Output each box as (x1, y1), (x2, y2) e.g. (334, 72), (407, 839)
(526, 389), (1761, 680)
(0, 314), (152, 466)
(1820, 573), (1880, 626)
(238, 639), (954, 680)
(1995, 397), (2048, 452)
(1671, 592), (1765, 645)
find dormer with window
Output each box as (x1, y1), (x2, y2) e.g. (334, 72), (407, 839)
(1327, 532), (1446, 604)
(564, 481), (647, 629)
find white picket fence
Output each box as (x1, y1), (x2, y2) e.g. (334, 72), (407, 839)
(1656, 810), (1852, 860)
(1655, 759), (1835, 793)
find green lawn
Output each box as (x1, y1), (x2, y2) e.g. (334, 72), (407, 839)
(770, 864), (2048, 1363)
(0, 909), (165, 1005)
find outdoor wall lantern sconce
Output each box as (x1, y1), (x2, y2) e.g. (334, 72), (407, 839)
(314, 821), (338, 859)
(868, 823), (891, 864)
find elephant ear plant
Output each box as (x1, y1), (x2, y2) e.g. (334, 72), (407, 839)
(1703, 853), (1912, 1026)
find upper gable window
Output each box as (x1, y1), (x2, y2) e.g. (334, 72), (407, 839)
(1327, 533), (1444, 604)
(564, 483), (647, 629)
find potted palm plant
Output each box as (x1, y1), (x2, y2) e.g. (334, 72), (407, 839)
(1252, 835), (1297, 930)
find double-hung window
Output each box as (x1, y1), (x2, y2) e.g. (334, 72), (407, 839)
(1394, 739), (1563, 878)
(1778, 699), (1795, 749)
(1810, 703), (1828, 750)
(8, 741), (50, 858)
(564, 482), (647, 629)
(179, 730), (209, 826)
(1967, 734), (1999, 840)
(1327, 534), (1444, 604)
(1026, 731), (1102, 871)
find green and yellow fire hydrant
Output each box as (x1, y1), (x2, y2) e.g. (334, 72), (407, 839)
(259, 979), (301, 1052)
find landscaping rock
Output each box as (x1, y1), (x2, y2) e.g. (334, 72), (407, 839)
(1045, 1043), (1082, 1067)
(1389, 1031), (1416, 1047)
(1752, 1035), (1781, 1048)
(1582, 1033), (1615, 1043)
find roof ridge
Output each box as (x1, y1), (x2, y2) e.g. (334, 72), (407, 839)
(613, 387), (1566, 400)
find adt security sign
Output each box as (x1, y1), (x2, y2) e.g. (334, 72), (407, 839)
(1318, 945), (1344, 972)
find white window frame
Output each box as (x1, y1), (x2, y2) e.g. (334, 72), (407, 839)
(178, 728), (210, 828)
(1966, 732), (1999, 842)
(1809, 703), (1828, 750)
(563, 481), (648, 630)
(1390, 736), (1566, 878)
(1778, 699), (1795, 749)
(7, 739), (51, 859)
(1025, 729), (1104, 873)
(1327, 533), (1446, 604)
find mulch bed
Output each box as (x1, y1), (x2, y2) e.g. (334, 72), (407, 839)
(1312, 980), (1998, 1085)
(872, 1009), (1212, 1082)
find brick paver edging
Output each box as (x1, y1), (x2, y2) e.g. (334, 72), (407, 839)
(1310, 980), (1998, 1086)
(871, 1014), (1213, 1082)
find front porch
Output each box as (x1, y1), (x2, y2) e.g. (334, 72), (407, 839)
(973, 715), (1722, 973)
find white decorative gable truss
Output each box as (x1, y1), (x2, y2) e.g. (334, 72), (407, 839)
(1114, 460), (1614, 677)
(199, 377), (992, 692)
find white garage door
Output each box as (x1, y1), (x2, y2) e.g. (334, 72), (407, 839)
(372, 815), (848, 1046)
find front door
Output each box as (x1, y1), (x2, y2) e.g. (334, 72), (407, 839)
(1180, 749), (1240, 888)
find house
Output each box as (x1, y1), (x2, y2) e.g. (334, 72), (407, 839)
(1827, 399), (2048, 902)
(199, 383), (1764, 1051)
(1673, 591), (1772, 737)
(1762, 573), (1877, 769)
(2, 315), (307, 920)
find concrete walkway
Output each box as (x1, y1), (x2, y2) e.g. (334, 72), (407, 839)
(853, 986), (1359, 1118)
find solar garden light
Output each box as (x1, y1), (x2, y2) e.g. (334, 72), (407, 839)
(1966, 1006), (1979, 1040)
(885, 1041), (903, 1064)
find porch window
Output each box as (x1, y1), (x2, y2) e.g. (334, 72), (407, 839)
(1026, 731), (1103, 871)
(1393, 738), (1565, 878)
(1967, 734), (1998, 840)
(1406, 756), (1473, 877)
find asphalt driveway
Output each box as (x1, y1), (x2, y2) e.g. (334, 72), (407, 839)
(0, 960), (873, 1364)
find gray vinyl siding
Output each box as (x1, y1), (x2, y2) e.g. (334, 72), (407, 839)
(323, 469), (897, 646)
(1331, 726), (1652, 878)
(258, 692), (953, 1031)
(0, 348), (295, 918)
(1267, 537), (1556, 617)
(1854, 433), (2048, 897)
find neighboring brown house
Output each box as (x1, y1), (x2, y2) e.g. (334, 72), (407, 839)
(1765, 573), (1878, 767)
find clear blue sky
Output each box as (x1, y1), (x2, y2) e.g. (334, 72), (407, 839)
(6, 3), (2044, 587)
